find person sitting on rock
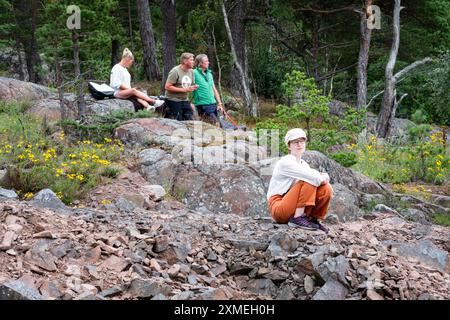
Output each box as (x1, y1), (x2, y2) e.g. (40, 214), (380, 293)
(266, 128), (333, 233)
(110, 48), (156, 111)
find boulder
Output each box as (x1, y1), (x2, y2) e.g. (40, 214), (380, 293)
(114, 197), (136, 213)
(0, 76), (52, 101)
(304, 275), (315, 294)
(127, 278), (172, 298)
(302, 151), (384, 194)
(26, 94), (135, 121)
(30, 189), (69, 212)
(115, 118), (191, 149)
(391, 240), (450, 273)
(312, 279), (348, 300)
(173, 163), (268, 216)
(140, 185), (166, 202)
(0, 169), (10, 186)
(267, 232), (298, 259)
(317, 255), (349, 285)
(328, 183), (363, 222)
(139, 149), (176, 187)
(0, 188), (18, 200)
(0, 50), (29, 82)
(0, 280), (44, 300)
(26, 95), (77, 121)
(243, 279), (278, 297)
(403, 208), (432, 225)
(85, 96), (134, 115)
(431, 195), (450, 208)
(373, 204), (398, 215)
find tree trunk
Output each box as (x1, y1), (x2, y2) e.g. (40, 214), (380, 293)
(161, 0), (177, 93)
(13, 0), (42, 83)
(72, 30), (86, 118)
(356, 0), (373, 111)
(376, 0), (402, 139)
(227, 0), (248, 95)
(127, 0), (134, 52)
(137, 0), (161, 81)
(14, 39), (25, 81)
(55, 50), (67, 120)
(29, 0), (42, 83)
(111, 39), (120, 68)
(311, 18), (320, 84)
(222, 1), (257, 117)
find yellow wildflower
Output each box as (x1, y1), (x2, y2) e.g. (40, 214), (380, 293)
(24, 192), (34, 200)
(55, 168), (64, 177)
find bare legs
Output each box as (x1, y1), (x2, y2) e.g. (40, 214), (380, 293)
(294, 207), (305, 218)
(114, 88), (155, 109)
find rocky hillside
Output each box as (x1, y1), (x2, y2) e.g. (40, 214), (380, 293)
(1, 77), (449, 300)
(0, 184), (449, 300)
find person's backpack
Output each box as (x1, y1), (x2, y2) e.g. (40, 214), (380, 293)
(88, 82), (115, 100)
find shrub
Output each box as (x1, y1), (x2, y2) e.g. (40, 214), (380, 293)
(0, 102), (126, 204)
(330, 152), (357, 168)
(352, 130), (449, 185)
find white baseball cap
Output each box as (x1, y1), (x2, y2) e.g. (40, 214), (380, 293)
(284, 128), (307, 146)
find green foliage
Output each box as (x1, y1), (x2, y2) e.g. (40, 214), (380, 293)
(281, 71), (330, 138)
(256, 70), (363, 166)
(396, 52), (450, 126)
(0, 102), (125, 205)
(100, 166), (121, 179)
(59, 108), (155, 143)
(255, 118), (289, 156)
(330, 152), (357, 168)
(352, 130), (449, 185)
(432, 214), (450, 227)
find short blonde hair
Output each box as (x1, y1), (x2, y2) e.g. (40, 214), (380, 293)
(180, 52), (194, 63)
(122, 48), (133, 59)
(194, 54), (207, 68)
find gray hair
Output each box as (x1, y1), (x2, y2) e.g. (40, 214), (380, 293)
(194, 54), (207, 68)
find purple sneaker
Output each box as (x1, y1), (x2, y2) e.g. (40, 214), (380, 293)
(310, 217), (330, 234)
(288, 216), (320, 230)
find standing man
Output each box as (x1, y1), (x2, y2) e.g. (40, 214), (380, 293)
(192, 54), (224, 127)
(164, 52), (198, 121)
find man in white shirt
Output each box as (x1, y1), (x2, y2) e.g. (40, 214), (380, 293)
(110, 48), (156, 111)
(267, 128), (333, 232)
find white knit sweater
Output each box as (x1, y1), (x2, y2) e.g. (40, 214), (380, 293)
(266, 154), (325, 200)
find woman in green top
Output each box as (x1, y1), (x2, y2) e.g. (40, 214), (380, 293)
(192, 54), (224, 126)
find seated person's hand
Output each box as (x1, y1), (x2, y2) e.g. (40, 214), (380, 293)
(320, 172), (330, 185)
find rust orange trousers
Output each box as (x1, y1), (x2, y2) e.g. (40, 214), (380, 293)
(269, 181), (333, 224)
